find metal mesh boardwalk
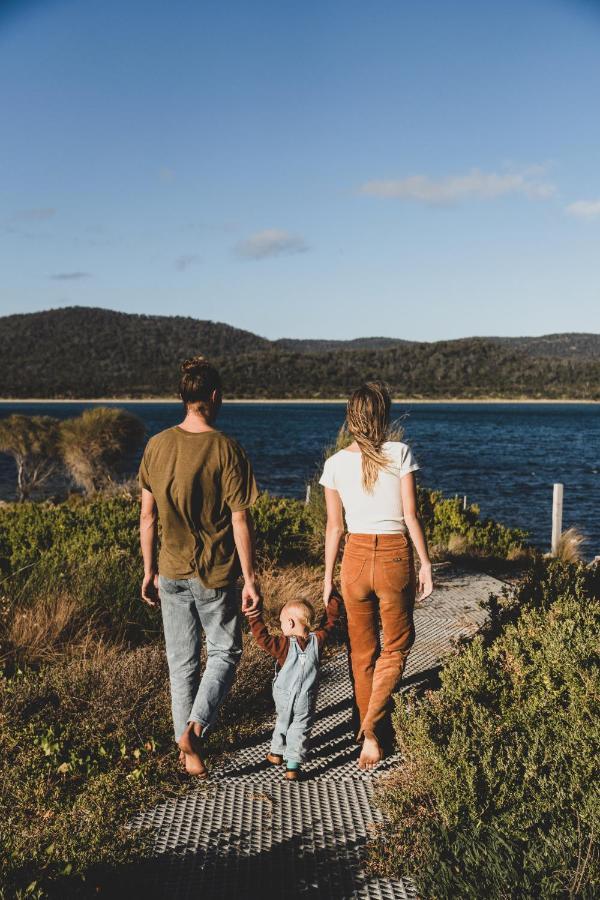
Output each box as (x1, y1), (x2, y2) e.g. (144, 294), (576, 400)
(132, 567), (505, 899)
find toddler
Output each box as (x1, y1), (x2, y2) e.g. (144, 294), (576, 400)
(246, 594), (342, 780)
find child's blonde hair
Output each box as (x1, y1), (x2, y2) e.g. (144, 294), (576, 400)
(280, 598), (316, 630)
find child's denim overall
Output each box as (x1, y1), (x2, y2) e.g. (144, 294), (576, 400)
(270, 632), (319, 763)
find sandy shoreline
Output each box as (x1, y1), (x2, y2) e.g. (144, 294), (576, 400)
(0, 397), (597, 405)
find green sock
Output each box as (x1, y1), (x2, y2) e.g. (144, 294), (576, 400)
(286, 760), (300, 770)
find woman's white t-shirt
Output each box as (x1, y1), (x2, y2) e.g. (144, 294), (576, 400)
(318, 441), (419, 534)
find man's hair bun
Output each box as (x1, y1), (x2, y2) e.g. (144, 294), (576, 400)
(181, 355), (209, 374)
(179, 356), (222, 408)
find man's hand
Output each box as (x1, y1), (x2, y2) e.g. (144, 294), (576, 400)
(417, 562), (434, 602)
(241, 578), (261, 614)
(141, 571), (159, 607)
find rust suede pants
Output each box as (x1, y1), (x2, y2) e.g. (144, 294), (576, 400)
(340, 532), (416, 742)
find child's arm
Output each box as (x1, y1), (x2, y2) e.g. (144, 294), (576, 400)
(247, 611), (290, 667)
(314, 593), (343, 649)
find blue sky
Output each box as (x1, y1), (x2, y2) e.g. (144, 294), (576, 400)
(1, 0), (599, 340)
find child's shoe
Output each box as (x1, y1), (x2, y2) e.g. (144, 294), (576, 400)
(284, 766), (300, 781)
(266, 752), (283, 766)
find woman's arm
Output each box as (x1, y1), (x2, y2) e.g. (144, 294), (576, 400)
(400, 472), (434, 600)
(323, 486), (345, 605)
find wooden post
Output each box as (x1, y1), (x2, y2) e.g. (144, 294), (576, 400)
(305, 484), (311, 505)
(551, 483), (564, 556)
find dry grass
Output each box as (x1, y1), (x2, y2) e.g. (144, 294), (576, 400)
(555, 527), (586, 564)
(256, 563), (325, 623)
(447, 533), (469, 555)
(1, 592), (106, 669)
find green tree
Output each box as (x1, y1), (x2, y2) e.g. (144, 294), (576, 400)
(60, 407), (145, 495)
(0, 414), (61, 501)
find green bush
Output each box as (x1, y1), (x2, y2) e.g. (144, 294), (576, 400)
(417, 487), (529, 559)
(0, 494), (140, 579)
(371, 560), (600, 898)
(252, 492), (318, 565)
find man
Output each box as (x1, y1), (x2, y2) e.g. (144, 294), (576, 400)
(139, 356), (260, 776)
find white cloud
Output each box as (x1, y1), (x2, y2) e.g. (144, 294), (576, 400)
(175, 254), (201, 271)
(360, 168), (555, 205)
(565, 199), (600, 220)
(50, 271), (91, 280)
(11, 207), (56, 222)
(235, 229), (309, 260)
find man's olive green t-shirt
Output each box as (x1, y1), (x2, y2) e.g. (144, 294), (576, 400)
(138, 427), (259, 587)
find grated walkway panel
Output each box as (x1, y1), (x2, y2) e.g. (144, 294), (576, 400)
(132, 568), (505, 898)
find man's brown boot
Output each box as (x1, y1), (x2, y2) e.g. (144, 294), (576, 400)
(284, 768), (300, 781)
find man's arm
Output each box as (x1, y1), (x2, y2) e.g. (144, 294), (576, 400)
(231, 508), (260, 613)
(140, 488), (159, 606)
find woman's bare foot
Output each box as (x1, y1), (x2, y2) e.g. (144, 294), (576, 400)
(358, 734), (383, 770)
(178, 723), (208, 778)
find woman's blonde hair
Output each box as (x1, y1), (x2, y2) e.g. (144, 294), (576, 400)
(346, 382), (392, 492)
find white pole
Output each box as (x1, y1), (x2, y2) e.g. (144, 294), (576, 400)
(551, 483), (564, 556)
(305, 484), (311, 505)
(463, 495), (467, 510)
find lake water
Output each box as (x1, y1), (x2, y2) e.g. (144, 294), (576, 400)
(1, 401), (598, 555)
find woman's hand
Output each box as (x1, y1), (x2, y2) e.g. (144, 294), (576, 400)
(418, 562), (434, 601)
(323, 579), (335, 607)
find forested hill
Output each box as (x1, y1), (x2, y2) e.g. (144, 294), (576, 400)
(0, 306), (598, 399)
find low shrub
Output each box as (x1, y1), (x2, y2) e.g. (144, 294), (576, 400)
(416, 487), (529, 560)
(370, 560), (600, 898)
(0, 493), (140, 579)
(252, 492), (318, 566)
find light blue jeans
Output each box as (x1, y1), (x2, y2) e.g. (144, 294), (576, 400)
(158, 576), (242, 742)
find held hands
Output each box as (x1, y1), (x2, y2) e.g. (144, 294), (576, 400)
(418, 562), (434, 601)
(141, 571), (159, 607)
(241, 578), (261, 614)
(323, 579), (336, 607)
(245, 608), (262, 623)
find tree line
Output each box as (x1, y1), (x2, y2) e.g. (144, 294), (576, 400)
(1, 307), (599, 398)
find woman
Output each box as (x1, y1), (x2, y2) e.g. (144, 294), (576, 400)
(319, 382), (433, 770)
